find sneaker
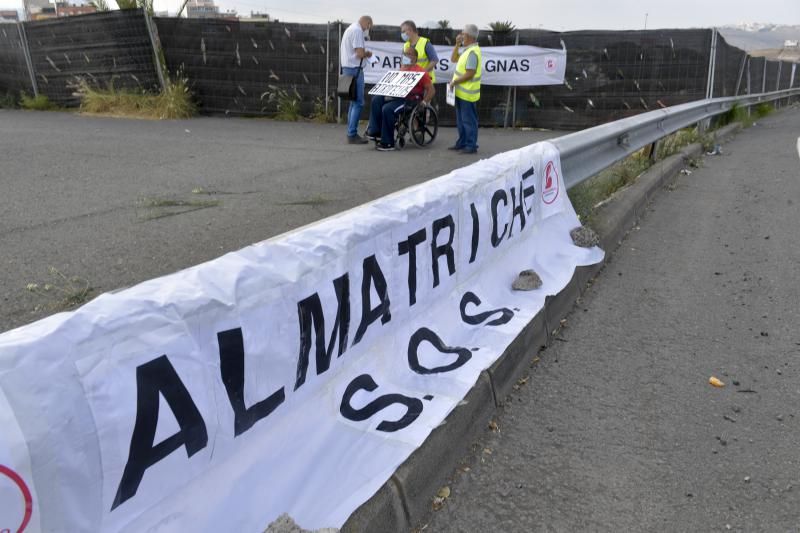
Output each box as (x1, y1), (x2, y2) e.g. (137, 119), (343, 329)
(365, 131), (378, 141)
(376, 142), (395, 151)
(447, 145), (463, 151)
(459, 148), (478, 154)
(347, 135), (369, 145)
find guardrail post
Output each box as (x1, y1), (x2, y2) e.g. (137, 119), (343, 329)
(647, 140), (660, 163)
(17, 21), (38, 97)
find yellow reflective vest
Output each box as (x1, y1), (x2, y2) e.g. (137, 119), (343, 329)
(404, 36), (435, 83)
(454, 44), (482, 102)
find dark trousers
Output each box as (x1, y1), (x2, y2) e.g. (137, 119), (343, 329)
(455, 97), (478, 151)
(368, 95), (409, 146)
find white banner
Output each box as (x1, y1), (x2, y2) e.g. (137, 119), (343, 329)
(368, 70), (425, 97)
(0, 141), (601, 532)
(364, 41), (567, 86)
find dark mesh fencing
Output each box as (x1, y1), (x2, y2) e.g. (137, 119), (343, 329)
(513, 29), (714, 129)
(7, 14), (794, 128)
(24, 10), (160, 106)
(155, 18), (332, 116)
(779, 61), (793, 90)
(713, 34), (748, 97)
(0, 24), (34, 97)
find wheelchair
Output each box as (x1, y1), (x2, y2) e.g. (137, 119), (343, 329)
(393, 101), (439, 150)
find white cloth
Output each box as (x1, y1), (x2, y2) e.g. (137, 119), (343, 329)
(340, 22), (366, 69)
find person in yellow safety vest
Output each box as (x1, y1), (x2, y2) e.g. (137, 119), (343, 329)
(448, 24), (482, 154)
(400, 20), (439, 83)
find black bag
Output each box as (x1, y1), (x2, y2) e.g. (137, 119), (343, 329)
(337, 59), (363, 101)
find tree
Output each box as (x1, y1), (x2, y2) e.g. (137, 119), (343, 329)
(114, 0), (137, 8)
(88, 0), (110, 11)
(436, 20), (451, 30)
(488, 20), (516, 33)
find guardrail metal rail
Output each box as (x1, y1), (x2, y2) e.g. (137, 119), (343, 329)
(553, 88), (800, 189)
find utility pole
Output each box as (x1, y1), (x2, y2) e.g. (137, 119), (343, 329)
(644, 13), (648, 30)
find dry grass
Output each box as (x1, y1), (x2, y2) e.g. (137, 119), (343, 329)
(79, 76), (195, 120)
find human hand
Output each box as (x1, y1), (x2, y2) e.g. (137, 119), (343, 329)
(366, 50), (373, 58)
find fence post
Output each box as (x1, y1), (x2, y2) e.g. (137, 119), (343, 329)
(705, 28), (717, 99)
(17, 21), (38, 97)
(761, 60), (766, 94)
(143, 10), (167, 92)
(734, 52), (746, 96)
(325, 21), (330, 117)
(337, 22), (342, 124)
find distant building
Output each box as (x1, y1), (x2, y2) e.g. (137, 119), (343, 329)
(24, 1), (95, 20)
(0, 9), (20, 21)
(57, 4), (97, 16)
(785, 40), (799, 48)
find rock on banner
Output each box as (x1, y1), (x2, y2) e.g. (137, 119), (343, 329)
(364, 42), (567, 86)
(0, 141), (602, 532)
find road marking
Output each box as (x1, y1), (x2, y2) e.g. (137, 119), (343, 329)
(797, 137), (800, 161)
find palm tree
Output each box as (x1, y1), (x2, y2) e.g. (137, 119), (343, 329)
(488, 20), (516, 33)
(88, 0), (110, 11)
(436, 20), (451, 30)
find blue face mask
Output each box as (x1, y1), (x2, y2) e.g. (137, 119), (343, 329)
(401, 55), (413, 66)
(401, 32), (409, 42)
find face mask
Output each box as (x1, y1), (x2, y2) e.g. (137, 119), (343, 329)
(401, 55), (412, 66)
(363, 29), (370, 39)
(401, 32), (409, 42)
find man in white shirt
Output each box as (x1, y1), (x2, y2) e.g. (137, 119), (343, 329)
(339, 16), (374, 144)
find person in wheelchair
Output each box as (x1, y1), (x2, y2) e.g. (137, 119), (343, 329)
(366, 47), (435, 151)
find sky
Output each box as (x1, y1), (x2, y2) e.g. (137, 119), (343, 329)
(4, 0), (800, 30)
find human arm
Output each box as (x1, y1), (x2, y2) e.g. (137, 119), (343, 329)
(422, 78), (435, 104)
(450, 33), (463, 62)
(424, 41), (439, 75)
(354, 47), (373, 59)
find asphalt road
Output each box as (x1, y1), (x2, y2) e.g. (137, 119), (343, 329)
(421, 106), (800, 532)
(0, 110), (561, 332)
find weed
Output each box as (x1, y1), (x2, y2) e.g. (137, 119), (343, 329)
(310, 96), (335, 123)
(279, 195), (332, 207)
(136, 195), (220, 221)
(78, 74), (195, 120)
(20, 93), (56, 111)
(568, 149), (651, 224)
(754, 103), (773, 118)
(25, 267), (92, 312)
(266, 86), (302, 121)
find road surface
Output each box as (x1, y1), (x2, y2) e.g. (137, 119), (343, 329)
(421, 105), (800, 532)
(0, 110), (561, 332)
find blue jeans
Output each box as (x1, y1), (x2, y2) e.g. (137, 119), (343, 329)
(368, 95), (408, 146)
(342, 66), (364, 137)
(455, 97), (478, 151)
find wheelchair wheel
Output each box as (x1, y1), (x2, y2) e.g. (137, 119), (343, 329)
(408, 104), (438, 147)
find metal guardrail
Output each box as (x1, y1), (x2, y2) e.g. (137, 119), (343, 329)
(553, 88), (800, 189)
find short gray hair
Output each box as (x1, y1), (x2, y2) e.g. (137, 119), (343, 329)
(463, 24), (479, 38)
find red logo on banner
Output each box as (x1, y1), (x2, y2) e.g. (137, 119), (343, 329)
(542, 161), (560, 204)
(545, 57), (557, 73)
(0, 464), (33, 533)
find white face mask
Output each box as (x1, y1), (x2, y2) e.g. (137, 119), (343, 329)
(363, 28), (370, 39)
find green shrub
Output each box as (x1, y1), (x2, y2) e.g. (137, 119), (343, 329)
(20, 93), (56, 111)
(266, 86), (302, 121)
(754, 103), (773, 118)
